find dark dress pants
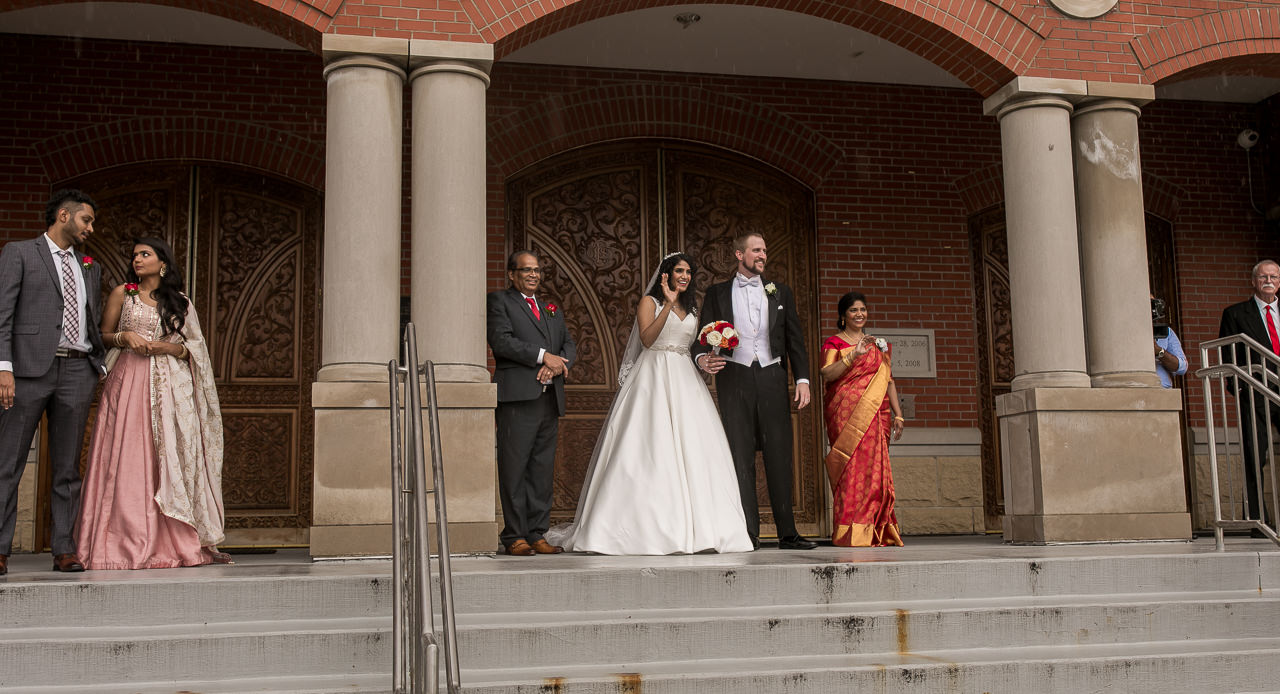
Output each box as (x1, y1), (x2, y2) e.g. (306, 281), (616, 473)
(0, 358), (97, 555)
(495, 390), (558, 546)
(1236, 389), (1278, 523)
(715, 361), (799, 541)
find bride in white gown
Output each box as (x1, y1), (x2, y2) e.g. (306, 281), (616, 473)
(548, 252), (753, 555)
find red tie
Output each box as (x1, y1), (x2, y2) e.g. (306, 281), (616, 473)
(526, 297), (540, 320)
(1267, 305), (1280, 354)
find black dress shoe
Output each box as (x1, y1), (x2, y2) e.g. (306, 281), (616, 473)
(750, 537), (760, 551)
(778, 536), (818, 550)
(0, 554), (8, 576)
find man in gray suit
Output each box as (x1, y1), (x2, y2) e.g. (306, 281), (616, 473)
(0, 190), (107, 574)
(486, 250), (576, 556)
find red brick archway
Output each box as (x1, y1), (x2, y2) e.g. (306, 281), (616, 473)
(35, 116), (324, 191)
(0, 0), (330, 52)
(481, 0), (1029, 96)
(488, 81), (844, 187)
(1132, 8), (1280, 85)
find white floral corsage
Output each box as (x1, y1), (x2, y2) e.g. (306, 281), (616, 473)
(764, 282), (777, 297)
(875, 337), (889, 352)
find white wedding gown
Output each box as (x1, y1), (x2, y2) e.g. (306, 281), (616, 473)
(548, 306), (754, 555)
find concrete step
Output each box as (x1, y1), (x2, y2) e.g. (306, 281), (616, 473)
(453, 591), (1280, 669)
(0, 618), (390, 687)
(0, 541), (1275, 693)
(448, 550), (1280, 614)
(0, 572), (391, 629)
(461, 639), (1280, 694)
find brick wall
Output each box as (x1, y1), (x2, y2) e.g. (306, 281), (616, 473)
(0, 34), (325, 249)
(486, 62), (1276, 430)
(2, 34), (1275, 433)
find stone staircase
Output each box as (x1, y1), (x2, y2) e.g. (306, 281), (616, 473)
(0, 539), (1277, 693)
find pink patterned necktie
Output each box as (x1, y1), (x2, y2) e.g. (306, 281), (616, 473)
(59, 250), (79, 344)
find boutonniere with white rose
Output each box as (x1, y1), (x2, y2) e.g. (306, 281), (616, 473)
(874, 337), (889, 353)
(764, 282), (777, 298)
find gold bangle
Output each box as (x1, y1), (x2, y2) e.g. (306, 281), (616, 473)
(113, 332), (123, 348)
(893, 416), (905, 422)
(178, 345), (189, 360)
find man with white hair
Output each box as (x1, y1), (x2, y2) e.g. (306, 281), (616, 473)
(1218, 259), (1280, 528)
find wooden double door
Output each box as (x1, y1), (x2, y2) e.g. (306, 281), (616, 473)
(506, 142), (825, 537)
(38, 164), (320, 548)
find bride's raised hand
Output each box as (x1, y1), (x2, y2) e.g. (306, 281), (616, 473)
(660, 273), (680, 304)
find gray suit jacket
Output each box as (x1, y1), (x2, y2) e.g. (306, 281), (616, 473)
(0, 235), (106, 377)
(486, 288), (577, 416)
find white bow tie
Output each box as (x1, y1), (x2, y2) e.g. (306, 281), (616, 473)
(735, 275), (761, 288)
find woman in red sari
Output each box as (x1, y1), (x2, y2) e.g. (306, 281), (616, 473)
(820, 291), (905, 547)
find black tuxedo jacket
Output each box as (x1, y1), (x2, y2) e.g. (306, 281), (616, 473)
(0, 235), (106, 377)
(486, 287), (577, 416)
(692, 277), (810, 383)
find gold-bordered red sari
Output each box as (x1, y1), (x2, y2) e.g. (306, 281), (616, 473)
(821, 336), (903, 547)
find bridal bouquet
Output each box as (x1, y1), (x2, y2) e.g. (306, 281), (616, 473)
(699, 320), (739, 354)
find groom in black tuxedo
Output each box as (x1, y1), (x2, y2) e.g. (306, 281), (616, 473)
(694, 233), (816, 550)
(487, 250), (576, 556)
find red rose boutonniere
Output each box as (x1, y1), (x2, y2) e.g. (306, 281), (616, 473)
(545, 303), (559, 318)
(124, 283), (140, 297)
(81, 256), (94, 270)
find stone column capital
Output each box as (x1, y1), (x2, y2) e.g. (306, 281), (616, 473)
(409, 39), (493, 79)
(409, 61), (491, 88)
(985, 76), (1156, 117)
(322, 54), (407, 82)
(1072, 98), (1142, 119)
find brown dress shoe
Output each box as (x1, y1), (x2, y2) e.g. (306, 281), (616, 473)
(530, 539), (564, 554)
(505, 539), (535, 556)
(0, 554), (8, 576)
(52, 553), (85, 572)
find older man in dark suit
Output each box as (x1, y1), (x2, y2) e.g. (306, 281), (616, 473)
(486, 250), (577, 556)
(0, 190), (107, 575)
(1219, 258), (1280, 527)
(694, 232), (816, 551)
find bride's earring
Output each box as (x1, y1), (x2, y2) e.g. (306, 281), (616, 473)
(160, 264), (167, 278)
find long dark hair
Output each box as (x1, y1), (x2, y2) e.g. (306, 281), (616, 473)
(646, 252), (699, 316)
(128, 237), (188, 337)
(836, 291), (868, 329)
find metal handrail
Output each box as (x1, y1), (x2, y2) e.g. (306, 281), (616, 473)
(389, 323), (461, 693)
(1196, 333), (1280, 550)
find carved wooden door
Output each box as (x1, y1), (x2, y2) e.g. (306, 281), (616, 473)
(40, 164), (320, 548)
(506, 141), (822, 537)
(970, 207), (1012, 531)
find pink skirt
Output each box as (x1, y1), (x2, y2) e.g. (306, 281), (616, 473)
(76, 351), (212, 570)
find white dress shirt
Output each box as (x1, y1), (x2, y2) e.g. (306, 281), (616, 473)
(725, 273), (808, 385)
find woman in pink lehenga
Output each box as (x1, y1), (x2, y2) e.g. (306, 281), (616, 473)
(76, 237), (228, 570)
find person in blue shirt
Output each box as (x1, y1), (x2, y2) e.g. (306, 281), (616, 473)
(1152, 295), (1187, 388)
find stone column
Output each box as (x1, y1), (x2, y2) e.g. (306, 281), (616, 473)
(406, 40), (498, 552)
(1073, 97), (1161, 387)
(994, 94), (1092, 391)
(409, 41), (493, 384)
(984, 78), (1190, 543)
(319, 54), (404, 383)
(311, 38), (407, 558)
